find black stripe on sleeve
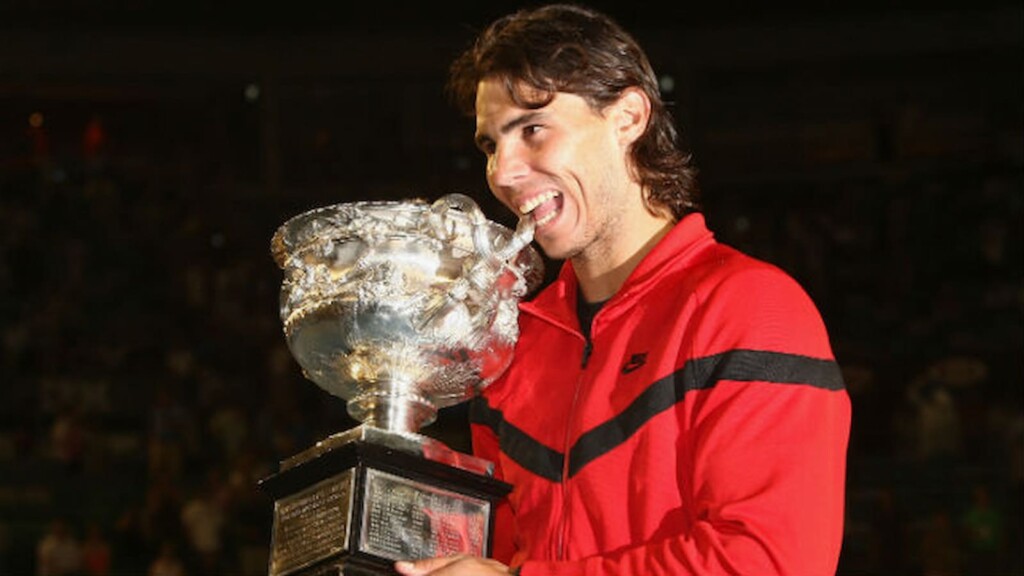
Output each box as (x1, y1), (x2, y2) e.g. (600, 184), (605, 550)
(471, 350), (844, 481)
(568, 350), (844, 476)
(693, 349), (845, 392)
(469, 397), (564, 482)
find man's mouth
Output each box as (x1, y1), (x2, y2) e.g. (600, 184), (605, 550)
(518, 191), (562, 228)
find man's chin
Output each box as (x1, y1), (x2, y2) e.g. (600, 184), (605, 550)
(536, 241), (577, 263)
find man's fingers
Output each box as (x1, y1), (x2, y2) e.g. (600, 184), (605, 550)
(394, 555), (461, 575)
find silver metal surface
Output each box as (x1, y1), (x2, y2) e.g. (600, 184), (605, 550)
(272, 194), (543, 434)
(278, 425), (496, 476)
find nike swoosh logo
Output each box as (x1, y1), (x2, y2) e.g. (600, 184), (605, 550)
(622, 353), (647, 374)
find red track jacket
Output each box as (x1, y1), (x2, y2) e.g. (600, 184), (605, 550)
(470, 213), (851, 575)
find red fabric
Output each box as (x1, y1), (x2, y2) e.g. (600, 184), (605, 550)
(473, 213), (851, 576)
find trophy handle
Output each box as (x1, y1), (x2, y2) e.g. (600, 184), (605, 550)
(428, 193), (494, 259)
(427, 193), (535, 266)
(491, 216), (536, 298)
(418, 195), (536, 329)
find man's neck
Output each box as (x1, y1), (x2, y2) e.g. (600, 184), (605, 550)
(574, 217), (674, 303)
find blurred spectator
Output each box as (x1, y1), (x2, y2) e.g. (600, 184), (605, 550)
(960, 484), (1005, 574)
(919, 509), (962, 576)
(80, 523), (112, 576)
(870, 488), (906, 575)
(112, 507), (151, 575)
(180, 472), (226, 575)
(140, 477), (184, 553)
(0, 521), (11, 574)
(36, 518), (82, 576)
(1006, 405), (1024, 571)
(82, 115), (107, 163)
(226, 456), (273, 576)
(207, 394), (249, 463)
(908, 377), (963, 463)
(148, 388), (192, 480)
(264, 395), (313, 463)
(50, 405), (88, 474)
(148, 541), (186, 576)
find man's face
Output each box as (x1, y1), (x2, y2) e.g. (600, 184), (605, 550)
(473, 78), (634, 262)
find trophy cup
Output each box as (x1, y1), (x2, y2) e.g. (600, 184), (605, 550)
(258, 194), (544, 576)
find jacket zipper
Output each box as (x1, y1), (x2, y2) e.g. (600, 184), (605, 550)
(557, 336), (591, 560)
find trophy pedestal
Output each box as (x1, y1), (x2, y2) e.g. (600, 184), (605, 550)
(258, 426), (511, 576)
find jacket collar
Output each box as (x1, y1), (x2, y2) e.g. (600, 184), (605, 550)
(521, 213), (716, 329)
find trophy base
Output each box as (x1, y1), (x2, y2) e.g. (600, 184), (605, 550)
(258, 426), (511, 576)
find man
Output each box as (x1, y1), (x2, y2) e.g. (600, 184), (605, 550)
(397, 4), (851, 575)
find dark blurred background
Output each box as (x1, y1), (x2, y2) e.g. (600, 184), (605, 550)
(1, 1), (1021, 575)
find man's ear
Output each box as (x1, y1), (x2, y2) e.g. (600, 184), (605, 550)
(611, 87), (651, 148)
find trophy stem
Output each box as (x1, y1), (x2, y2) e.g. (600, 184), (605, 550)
(348, 385), (437, 434)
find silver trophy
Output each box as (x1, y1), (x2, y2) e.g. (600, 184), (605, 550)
(259, 194), (543, 576)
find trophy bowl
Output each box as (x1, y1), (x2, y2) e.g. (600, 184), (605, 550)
(271, 193), (544, 434)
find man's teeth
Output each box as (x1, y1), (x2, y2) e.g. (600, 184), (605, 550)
(518, 191), (560, 215)
(534, 210), (558, 227)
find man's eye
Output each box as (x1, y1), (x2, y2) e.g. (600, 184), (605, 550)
(523, 125), (542, 137)
(478, 141), (495, 155)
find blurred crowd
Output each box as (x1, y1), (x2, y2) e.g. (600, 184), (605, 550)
(1, 109), (1021, 576)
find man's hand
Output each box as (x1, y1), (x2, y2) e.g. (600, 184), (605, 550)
(394, 554), (514, 575)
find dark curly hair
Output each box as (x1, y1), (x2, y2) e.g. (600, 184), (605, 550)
(447, 3), (701, 219)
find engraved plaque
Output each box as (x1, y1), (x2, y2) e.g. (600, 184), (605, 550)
(271, 471), (355, 576)
(360, 468), (490, 561)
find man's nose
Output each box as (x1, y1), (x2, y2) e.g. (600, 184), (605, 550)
(488, 144), (529, 188)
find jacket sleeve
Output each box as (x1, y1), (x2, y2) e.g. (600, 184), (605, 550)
(517, 266), (851, 576)
(469, 399), (519, 566)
